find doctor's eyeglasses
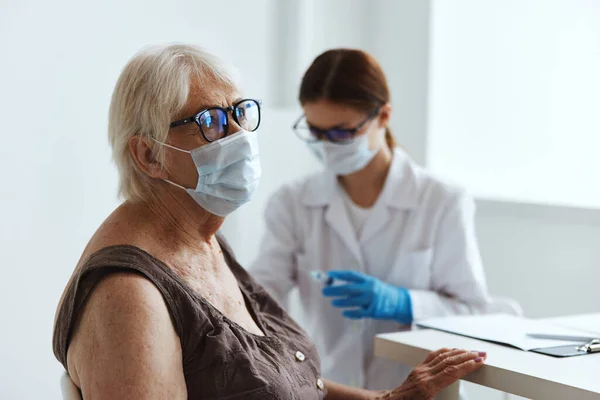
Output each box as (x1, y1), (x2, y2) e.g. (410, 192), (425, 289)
(293, 107), (380, 144)
(170, 99), (262, 143)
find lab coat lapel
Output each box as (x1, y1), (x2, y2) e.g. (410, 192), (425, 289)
(360, 149), (419, 244)
(325, 191), (363, 265)
(359, 199), (392, 245)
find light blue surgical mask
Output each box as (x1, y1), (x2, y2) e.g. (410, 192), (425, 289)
(155, 130), (261, 217)
(307, 133), (378, 175)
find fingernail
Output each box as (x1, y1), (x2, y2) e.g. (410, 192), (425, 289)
(478, 351), (487, 357)
(475, 357), (483, 362)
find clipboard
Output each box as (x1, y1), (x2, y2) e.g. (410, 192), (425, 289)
(531, 339), (600, 358)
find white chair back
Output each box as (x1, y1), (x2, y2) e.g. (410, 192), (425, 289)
(60, 372), (82, 400)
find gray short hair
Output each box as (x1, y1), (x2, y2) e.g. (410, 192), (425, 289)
(108, 44), (240, 202)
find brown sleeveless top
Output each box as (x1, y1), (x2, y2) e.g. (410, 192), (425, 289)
(53, 237), (326, 399)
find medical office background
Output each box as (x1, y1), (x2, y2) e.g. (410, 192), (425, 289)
(1, 0), (599, 398)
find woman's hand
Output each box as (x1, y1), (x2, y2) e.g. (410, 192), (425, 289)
(376, 348), (486, 400)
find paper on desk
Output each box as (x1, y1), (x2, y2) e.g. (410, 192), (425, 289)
(552, 314), (600, 337)
(416, 314), (595, 351)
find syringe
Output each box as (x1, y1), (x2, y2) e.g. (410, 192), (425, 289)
(309, 270), (334, 286)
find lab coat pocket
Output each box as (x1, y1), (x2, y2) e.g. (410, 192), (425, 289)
(387, 248), (433, 289)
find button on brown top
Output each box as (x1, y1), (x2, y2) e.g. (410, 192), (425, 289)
(316, 378), (325, 391)
(295, 351), (306, 362)
(53, 236), (327, 400)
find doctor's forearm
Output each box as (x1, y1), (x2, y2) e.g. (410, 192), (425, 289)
(409, 289), (488, 320)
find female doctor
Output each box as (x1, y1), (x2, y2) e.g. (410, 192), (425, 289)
(250, 49), (490, 391)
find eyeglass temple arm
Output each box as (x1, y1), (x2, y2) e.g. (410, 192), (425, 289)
(170, 118), (195, 128)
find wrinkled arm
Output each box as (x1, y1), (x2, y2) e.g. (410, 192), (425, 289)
(67, 273), (187, 399)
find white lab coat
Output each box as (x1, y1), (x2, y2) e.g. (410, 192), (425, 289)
(249, 149), (490, 391)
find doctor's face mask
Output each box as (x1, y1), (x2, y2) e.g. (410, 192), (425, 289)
(296, 100), (385, 175)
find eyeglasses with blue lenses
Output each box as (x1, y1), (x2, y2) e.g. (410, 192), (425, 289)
(170, 98), (262, 142)
(293, 107), (380, 144)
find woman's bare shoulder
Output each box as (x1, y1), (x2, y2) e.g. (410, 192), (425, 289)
(80, 202), (154, 258)
(53, 202), (160, 347)
(67, 272), (186, 398)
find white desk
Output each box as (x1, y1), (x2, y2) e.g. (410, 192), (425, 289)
(374, 314), (600, 400)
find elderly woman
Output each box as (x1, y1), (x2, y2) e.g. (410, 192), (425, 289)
(52, 44), (486, 400)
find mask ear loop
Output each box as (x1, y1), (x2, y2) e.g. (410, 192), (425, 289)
(153, 139), (192, 154)
(163, 179), (188, 191)
(152, 138), (192, 190)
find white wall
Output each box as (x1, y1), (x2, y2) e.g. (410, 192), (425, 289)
(476, 200), (600, 318)
(428, 0), (600, 209)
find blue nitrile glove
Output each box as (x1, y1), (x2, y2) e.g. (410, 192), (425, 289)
(322, 270), (413, 325)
